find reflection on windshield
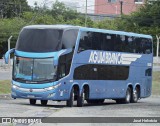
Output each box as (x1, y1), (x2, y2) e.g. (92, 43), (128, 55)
(13, 57), (57, 83)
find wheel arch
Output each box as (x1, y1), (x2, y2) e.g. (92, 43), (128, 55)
(81, 83), (90, 100)
(128, 84), (133, 93)
(135, 84), (141, 98)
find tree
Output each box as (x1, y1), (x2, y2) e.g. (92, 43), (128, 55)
(93, 18), (118, 30)
(113, 1), (160, 55)
(51, 0), (91, 25)
(0, 18), (26, 58)
(0, 0), (31, 18)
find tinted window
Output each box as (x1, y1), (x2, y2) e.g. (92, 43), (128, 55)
(145, 68), (152, 76)
(78, 32), (92, 52)
(74, 64), (129, 80)
(62, 29), (78, 49)
(57, 52), (73, 79)
(78, 31), (152, 54)
(16, 28), (63, 52)
(92, 32), (102, 50)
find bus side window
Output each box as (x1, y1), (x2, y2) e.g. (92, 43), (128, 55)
(62, 29), (78, 49)
(102, 34), (114, 51)
(144, 39), (152, 54)
(58, 55), (66, 79)
(57, 52), (73, 79)
(145, 68), (152, 76)
(73, 65), (91, 80)
(92, 32), (102, 50)
(78, 32), (92, 52)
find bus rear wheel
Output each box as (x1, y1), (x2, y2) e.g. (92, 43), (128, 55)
(77, 88), (85, 107)
(131, 87), (140, 103)
(29, 99), (36, 105)
(41, 100), (48, 106)
(66, 88), (74, 107)
(124, 87), (131, 103)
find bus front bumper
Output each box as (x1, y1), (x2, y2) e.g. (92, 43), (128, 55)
(11, 87), (69, 101)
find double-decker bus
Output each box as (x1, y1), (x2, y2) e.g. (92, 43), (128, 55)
(5, 25), (153, 107)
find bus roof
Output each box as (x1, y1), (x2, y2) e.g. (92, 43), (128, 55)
(80, 27), (152, 39)
(23, 24), (80, 30)
(23, 25), (152, 39)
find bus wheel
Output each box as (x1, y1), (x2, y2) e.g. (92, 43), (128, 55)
(77, 88), (85, 107)
(29, 99), (36, 105)
(131, 87), (139, 103)
(41, 100), (48, 106)
(124, 87), (131, 103)
(66, 88), (74, 107)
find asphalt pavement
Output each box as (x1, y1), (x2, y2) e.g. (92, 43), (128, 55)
(0, 96), (160, 126)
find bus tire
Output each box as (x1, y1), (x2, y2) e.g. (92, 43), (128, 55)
(66, 88), (74, 107)
(124, 87), (131, 103)
(41, 100), (48, 106)
(77, 88), (85, 107)
(29, 99), (36, 105)
(131, 87), (139, 103)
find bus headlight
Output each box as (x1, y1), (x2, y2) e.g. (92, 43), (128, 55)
(44, 83), (61, 91)
(12, 85), (19, 89)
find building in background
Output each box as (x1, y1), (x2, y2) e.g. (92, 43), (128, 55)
(95, 0), (145, 15)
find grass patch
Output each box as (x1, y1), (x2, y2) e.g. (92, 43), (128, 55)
(0, 72), (159, 95)
(152, 71), (160, 95)
(0, 80), (11, 94)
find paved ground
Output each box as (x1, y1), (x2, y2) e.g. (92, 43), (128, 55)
(0, 96), (160, 126)
(0, 70), (12, 80)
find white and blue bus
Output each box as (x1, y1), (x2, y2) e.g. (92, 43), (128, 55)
(5, 25), (153, 107)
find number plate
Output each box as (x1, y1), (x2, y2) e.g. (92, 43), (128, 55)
(27, 95), (35, 98)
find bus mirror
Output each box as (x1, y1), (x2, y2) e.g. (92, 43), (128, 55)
(4, 48), (15, 64)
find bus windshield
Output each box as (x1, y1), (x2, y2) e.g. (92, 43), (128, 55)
(16, 28), (63, 52)
(13, 57), (57, 83)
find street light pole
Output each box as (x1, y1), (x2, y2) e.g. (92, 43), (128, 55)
(156, 35), (160, 58)
(85, 0), (87, 27)
(120, 0), (123, 15)
(8, 35), (12, 66)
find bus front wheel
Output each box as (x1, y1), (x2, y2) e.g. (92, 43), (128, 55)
(29, 99), (36, 105)
(66, 88), (74, 107)
(41, 100), (48, 106)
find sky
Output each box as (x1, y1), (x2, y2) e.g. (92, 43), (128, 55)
(27, 0), (95, 13)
